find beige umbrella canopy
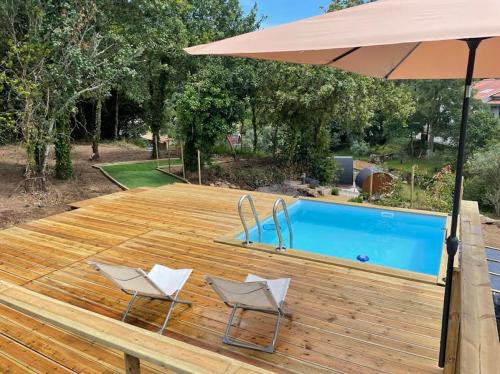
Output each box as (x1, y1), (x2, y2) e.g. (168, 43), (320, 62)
(185, 0), (500, 79)
(186, 0), (500, 368)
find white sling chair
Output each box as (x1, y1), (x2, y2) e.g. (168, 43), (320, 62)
(89, 261), (192, 334)
(205, 274), (290, 353)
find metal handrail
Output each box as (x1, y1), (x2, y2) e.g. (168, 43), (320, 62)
(273, 198), (293, 251)
(238, 194), (262, 245)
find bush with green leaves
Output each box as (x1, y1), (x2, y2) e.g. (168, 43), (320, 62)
(350, 139), (370, 156)
(465, 143), (500, 216)
(0, 114), (16, 145)
(206, 158), (291, 190)
(306, 155), (338, 185)
(423, 171), (454, 213)
(377, 178), (409, 208)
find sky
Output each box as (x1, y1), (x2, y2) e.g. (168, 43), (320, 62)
(240, 0), (331, 28)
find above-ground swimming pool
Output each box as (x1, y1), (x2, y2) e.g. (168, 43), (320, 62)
(237, 200), (447, 276)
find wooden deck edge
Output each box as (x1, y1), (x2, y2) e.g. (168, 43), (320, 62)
(93, 158), (181, 167)
(459, 201), (500, 374)
(156, 167), (191, 184)
(216, 238), (437, 285)
(0, 281), (270, 374)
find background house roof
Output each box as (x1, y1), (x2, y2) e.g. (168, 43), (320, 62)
(474, 79), (500, 101)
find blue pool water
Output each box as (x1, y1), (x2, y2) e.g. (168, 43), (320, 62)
(237, 200), (447, 276)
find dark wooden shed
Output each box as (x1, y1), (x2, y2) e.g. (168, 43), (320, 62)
(355, 167), (394, 195)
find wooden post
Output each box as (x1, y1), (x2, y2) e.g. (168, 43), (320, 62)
(124, 353), (140, 374)
(369, 173), (373, 202)
(410, 164), (416, 208)
(443, 269), (461, 374)
(180, 142), (185, 179)
(197, 150), (202, 185)
(167, 138), (171, 172)
(155, 136), (160, 169)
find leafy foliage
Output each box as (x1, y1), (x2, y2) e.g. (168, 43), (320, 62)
(176, 63), (244, 170)
(465, 143), (500, 216)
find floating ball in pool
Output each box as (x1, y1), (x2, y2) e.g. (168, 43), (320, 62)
(356, 255), (370, 263)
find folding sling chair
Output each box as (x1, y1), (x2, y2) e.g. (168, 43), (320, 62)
(89, 261), (192, 334)
(205, 273), (290, 353)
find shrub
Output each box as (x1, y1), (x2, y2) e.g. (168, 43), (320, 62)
(348, 196), (364, 203)
(128, 138), (148, 149)
(465, 143), (500, 216)
(205, 158), (292, 190)
(350, 139), (370, 156)
(424, 171), (454, 213)
(306, 155), (337, 185)
(0, 114), (16, 145)
(377, 178), (409, 208)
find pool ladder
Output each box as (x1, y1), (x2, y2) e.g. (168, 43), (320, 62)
(238, 194), (262, 245)
(273, 198), (293, 252)
(238, 195), (293, 252)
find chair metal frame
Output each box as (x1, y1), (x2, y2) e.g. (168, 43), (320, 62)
(206, 275), (289, 353)
(121, 288), (192, 334)
(222, 301), (285, 353)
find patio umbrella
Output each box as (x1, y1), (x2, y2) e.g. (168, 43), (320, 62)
(184, 0), (500, 367)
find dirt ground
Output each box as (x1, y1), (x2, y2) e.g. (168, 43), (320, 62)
(0, 142), (151, 229)
(482, 219), (500, 249)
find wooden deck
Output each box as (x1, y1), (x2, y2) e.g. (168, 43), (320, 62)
(0, 184), (445, 373)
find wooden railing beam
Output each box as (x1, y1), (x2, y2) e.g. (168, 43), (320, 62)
(0, 281), (270, 374)
(458, 201), (500, 374)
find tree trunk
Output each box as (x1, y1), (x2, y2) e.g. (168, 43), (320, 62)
(152, 131), (160, 161)
(40, 119), (55, 175)
(91, 98), (102, 161)
(114, 91), (119, 140)
(21, 98), (46, 191)
(427, 122), (434, 158)
(251, 102), (258, 153)
(272, 125), (279, 158)
(54, 120), (74, 180)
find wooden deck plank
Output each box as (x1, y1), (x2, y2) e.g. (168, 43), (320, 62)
(0, 184), (445, 373)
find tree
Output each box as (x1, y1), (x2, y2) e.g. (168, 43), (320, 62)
(115, 0), (188, 158)
(176, 63), (244, 170)
(177, 0), (260, 167)
(1, 0), (112, 188)
(364, 80), (415, 149)
(452, 103), (500, 157)
(405, 80), (463, 157)
(328, 0), (366, 12)
(254, 62), (377, 183)
(85, 1), (138, 161)
(466, 142), (500, 216)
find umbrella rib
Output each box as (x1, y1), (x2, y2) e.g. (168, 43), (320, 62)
(384, 42), (421, 79)
(324, 47), (361, 66)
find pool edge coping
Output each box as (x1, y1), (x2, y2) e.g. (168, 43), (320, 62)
(218, 195), (450, 285)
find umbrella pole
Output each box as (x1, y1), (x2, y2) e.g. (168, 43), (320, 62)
(438, 37), (482, 368)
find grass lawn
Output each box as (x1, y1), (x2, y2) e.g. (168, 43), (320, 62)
(383, 158), (445, 174)
(100, 159), (183, 189)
